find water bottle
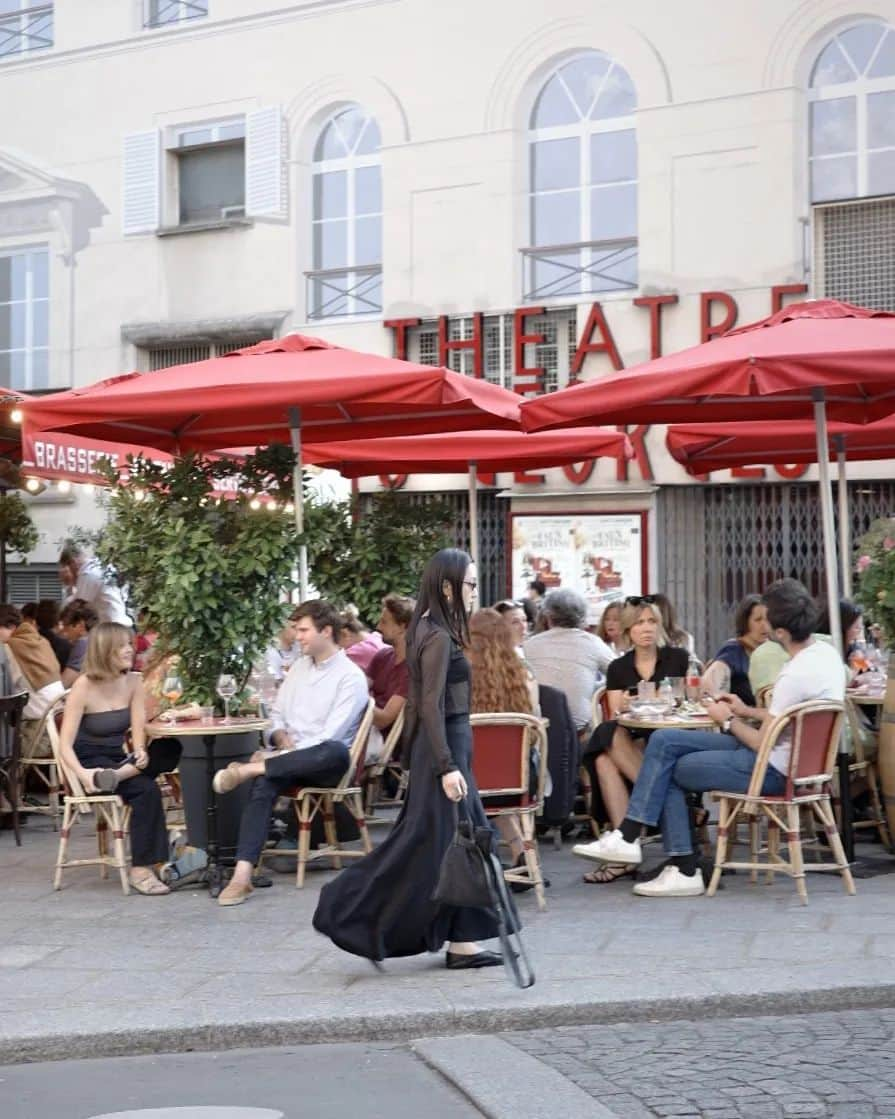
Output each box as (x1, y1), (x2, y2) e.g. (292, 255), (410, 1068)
(685, 655), (701, 703)
(657, 678), (674, 711)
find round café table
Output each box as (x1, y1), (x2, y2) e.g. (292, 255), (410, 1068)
(618, 711), (718, 732)
(147, 715), (269, 897)
(846, 692), (885, 708)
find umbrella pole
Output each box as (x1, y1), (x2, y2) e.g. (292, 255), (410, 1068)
(468, 461), (480, 565)
(814, 391), (853, 861)
(289, 407), (309, 602)
(834, 435), (851, 598)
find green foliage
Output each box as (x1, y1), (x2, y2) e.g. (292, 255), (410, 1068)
(96, 446), (300, 704)
(0, 492), (39, 559)
(855, 517), (895, 643)
(303, 488), (452, 623)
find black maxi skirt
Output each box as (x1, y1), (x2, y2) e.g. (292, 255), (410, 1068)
(313, 714), (508, 960)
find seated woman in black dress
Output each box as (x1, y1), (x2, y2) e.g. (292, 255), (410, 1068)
(581, 600), (688, 884)
(702, 594), (769, 706)
(57, 622), (181, 896)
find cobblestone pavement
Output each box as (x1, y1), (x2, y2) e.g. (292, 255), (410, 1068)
(505, 1007), (895, 1118)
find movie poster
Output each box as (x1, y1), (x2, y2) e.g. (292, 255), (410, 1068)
(511, 513), (644, 623)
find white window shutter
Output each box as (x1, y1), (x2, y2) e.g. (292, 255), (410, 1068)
(122, 130), (160, 235)
(245, 106), (286, 219)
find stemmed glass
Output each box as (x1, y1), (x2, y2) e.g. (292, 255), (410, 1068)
(162, 673), (183, 724)
(216, 674), (237, 723)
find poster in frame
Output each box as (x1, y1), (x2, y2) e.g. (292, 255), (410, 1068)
(509, 511), (647, 624)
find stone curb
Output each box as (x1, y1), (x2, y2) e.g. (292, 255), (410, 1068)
(6, 982), (895, 1066)
(413, 1035), (617, 1119)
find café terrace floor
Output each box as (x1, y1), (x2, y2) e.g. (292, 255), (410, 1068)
(2, 812), (894, 1064)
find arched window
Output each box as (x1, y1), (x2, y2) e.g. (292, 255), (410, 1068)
(809, 20), (895, 202)
(309, 105), (382, 319)
(525, 51), (637, 301)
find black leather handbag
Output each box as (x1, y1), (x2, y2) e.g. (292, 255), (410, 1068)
(433, 800), (535, 989)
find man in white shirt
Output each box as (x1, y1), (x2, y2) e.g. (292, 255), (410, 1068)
(523, 588), (614, 732)
(59, 543), (131, 627)
(573, 579), (845, 898)
(213, 599), (369, 906)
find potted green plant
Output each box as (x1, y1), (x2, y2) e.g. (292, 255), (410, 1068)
(0, 492), (38, 601)
(96, 445), (302, 852)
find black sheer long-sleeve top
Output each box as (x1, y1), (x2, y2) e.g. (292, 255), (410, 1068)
(401, 616), (469, 776)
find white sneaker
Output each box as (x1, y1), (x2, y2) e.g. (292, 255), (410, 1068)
(632, 865), (705, 898)
(572, 829), (642, 866)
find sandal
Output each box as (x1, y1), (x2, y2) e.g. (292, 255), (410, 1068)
(129, 873), (170, 896)
(582, 863), (636, 885)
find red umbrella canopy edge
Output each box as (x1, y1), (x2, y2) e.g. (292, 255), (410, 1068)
(520, 299), (895, 431)
(19, 334), (522, 453)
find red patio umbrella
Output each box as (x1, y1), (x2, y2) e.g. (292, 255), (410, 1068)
(19, 334), (522, 597)
(305, 426), (632, 562)
(521, 299), (895, 660)
(667, 414), (895, 596)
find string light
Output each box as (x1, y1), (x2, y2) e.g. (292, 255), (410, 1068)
(267, 500), (278, 511)
(249, 498), (261, 511)
(25, 477), (40, 492)
(283, 502), (294, 514)
(9, 408), (22, 424)
(133, 488), (146, 502)
(57, 480), (71, 494)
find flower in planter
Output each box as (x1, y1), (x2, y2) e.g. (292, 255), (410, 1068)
(855, 517), (895, 646)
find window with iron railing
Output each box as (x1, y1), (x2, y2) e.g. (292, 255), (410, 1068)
(307, 105), (382, 319)
(145, 0), (208, 29)
(407, 307), (578, 395)
(525, 51), (638, 301)
(0, 2), (53, 59)
(808, 19), (895, 203)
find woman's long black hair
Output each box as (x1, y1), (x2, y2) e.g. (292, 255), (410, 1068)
(408, 547), (472, 648)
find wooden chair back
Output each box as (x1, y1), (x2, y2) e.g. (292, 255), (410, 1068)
(470, 712), (548, 805)
(590, 687), (610, 729)
(746, 700), (845, 801)
(45, 696), (83, 798)
(376, 707), (405, 770)
(335, 698), (375, 791)
(755, 684), (774, 708)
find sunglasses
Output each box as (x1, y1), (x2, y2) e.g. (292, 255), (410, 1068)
(625, 595), (658, 607)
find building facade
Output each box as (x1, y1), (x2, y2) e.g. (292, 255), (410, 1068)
(2, 0), (895, 650)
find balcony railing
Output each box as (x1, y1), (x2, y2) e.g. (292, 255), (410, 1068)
(306, 264), (383, 320)
(0, 4), (53, 58)
(145, 0), (208, 28)
(522, 238), (638, 301)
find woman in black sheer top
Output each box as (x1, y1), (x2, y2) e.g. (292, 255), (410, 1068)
(314, 548), (507, 970)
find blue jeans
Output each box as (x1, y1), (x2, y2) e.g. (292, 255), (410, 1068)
(626, 729), (786, 856)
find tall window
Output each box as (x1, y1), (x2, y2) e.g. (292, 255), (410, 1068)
(809, 20), (895, 202)
(525, 51), (637, 301)
(308, 105), (382, 319)
(0, 247), (48, 391)
(0, 2), (53, 58)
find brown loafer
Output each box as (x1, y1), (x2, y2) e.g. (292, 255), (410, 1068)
(212, 762), (242, 795)
(218, 879), (253, 907)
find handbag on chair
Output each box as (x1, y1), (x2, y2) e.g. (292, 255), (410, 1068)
(433, 799), (535, 989)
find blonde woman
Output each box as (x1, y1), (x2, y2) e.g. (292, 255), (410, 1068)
(580, 599), (688, 884)
(57, 622), (181, 896)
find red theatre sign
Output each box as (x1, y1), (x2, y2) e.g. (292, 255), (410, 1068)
(384, 284), (810, 486)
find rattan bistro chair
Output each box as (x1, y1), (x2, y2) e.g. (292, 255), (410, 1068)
(708, 700), (854, 905)
(0, 692), (30, 846)
(46, 697), (132, 895)
(363, 707), (406, 821)
(258, 699), (375, 888)
(471, 712), (550, 912)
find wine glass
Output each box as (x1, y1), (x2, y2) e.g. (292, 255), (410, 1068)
(161, 673), (183, 724)
(216, 674), (237, 723)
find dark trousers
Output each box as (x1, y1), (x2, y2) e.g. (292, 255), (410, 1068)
(75, 738), (182, 867)
(235, 740), (349, 864)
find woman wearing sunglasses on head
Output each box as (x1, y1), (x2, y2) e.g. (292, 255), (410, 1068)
(580, 598), (689, 884)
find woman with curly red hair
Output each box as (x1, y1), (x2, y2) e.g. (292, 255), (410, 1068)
(467, 608), (542, 889)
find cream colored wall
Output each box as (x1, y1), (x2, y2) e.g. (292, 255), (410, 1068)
(2, 0), (895, 561)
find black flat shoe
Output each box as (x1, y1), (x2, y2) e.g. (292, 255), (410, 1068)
(445, 950), (503, 970)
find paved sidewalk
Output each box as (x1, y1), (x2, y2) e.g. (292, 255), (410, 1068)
(2, 816), (895, 1063)
(506, 1007), (895, 1118)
